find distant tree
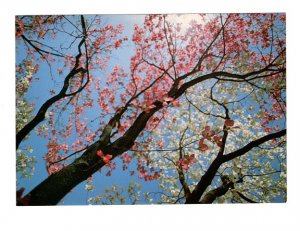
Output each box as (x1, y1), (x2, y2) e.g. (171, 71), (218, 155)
(16, 14), (286, 205)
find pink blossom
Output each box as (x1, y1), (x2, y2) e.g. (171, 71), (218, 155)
(38, 30), (46, 38)
(114, 40), (122, 48)
(202, 126), (215, 139)
(97, 150), (104, 157)
(97, 150), (113, 163)
(103, 154), (113, 163)
(121, 153), (132, 164)
(182, 160), (190, 171)
(176, 154), (195, 171)
(199, 138), (209, 151)
(264, 127), (273, 133)
(213, 136), (223, 147)
(172, 100), (180, 107)
(85, 136), (93, 142)
(225, 119), (234, 127)
(156, 140), (164, 149)
(145, 104), (156, 113)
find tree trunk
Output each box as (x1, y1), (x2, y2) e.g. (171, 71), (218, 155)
(199, 176), (234, 204)
(22, 142), (105, 205)
(185, 157), (223, 204)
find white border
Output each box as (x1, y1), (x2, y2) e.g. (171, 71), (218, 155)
(0, 1), (299, 230)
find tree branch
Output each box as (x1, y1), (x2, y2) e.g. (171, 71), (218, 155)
(236, 191), (258, 203)
(199, 176), (234, 204)
(222, 129), (286, 162)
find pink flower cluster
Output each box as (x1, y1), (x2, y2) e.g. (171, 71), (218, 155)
(198, 120), (235, 151)
(176, 154), (195, 171)
(137, 164), (161, 181)
(97, 150), (113, 164)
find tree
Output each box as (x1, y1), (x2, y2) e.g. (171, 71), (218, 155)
(16, 13), (286, 205)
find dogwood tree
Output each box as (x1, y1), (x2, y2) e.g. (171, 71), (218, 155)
(16, 13), (286, 205)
